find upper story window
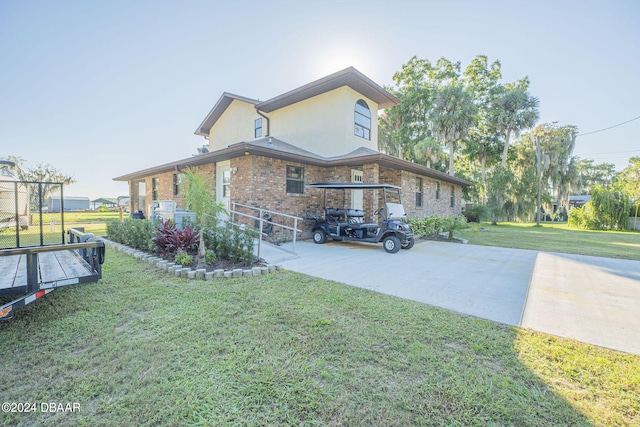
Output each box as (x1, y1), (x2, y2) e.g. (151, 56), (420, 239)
(436, 182), (440, 199)
(354, 100), (371, 140)
(286, 165), (304, 194)
(254, 118), (263, 138)
(450, 186), (455, 208)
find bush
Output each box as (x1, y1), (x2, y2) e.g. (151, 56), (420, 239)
(175, 249), (194, 267)
(463, 204), (490, 223)
(205, 248), (216, 265)
(151, 220), (199, 256)
(106, 218), (155, 251)
(108, 216), (258, 267)
(441, 215), (469, 240)
(568, 186), (631, 231)
(407, 214), (469, 239)
(407, 215), (451, 238)
(202, 223), (257, 266)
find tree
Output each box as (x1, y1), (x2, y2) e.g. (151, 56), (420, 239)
(381, 56), (464, 163)
(574, 159), (617, 194)
(377, 111), (404, 158)
(492, 86), (540, 168)
(533, 123), (578, 210)
(568, 186), (631, 231)
(486, 167), (515, 224)
(430, 83), (477, 175)
(615, 156), (640, 223)
(182, 168), (226, 269)
(412, 136), (442, 169)
(1, 155), (76, 207)
(462, 56), (503, 197)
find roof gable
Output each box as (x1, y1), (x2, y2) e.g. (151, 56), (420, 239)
(194, 67), (399, 136)
(195, 92), (260, 137)
(256, 67), (399, 112)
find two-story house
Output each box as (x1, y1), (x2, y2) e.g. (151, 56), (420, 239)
(114, 67), (471, 236)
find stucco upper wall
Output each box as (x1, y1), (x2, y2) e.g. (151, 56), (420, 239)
(209, 99), (262, 151)
(269, 86), (379, 157)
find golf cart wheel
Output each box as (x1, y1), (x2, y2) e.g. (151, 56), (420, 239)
(383, 235), (401, 253)
(401, 238), (415, 250)
(313, 229), (327, 244)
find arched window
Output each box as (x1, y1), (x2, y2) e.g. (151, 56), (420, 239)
(354, 100), (371, 140)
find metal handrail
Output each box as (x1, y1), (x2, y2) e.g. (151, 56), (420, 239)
(230, 202), (303, 257)
(230, 209), (300, 234)
(232, 202), (304, 222)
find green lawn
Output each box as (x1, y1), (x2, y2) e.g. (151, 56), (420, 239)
(32, 211), (122, 224)
(0, 211), (113, 248)
(459, 222), (640, 260)
(1, 249), (638, 426)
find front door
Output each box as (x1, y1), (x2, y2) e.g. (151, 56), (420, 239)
(351, 169), (363, 211)
(216, 161), (231, 211)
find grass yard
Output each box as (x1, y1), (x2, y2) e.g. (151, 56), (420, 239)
(0, 211), (112, 248)
(459, 222), (640, 261)
(32, 211), (122, 224)
(1, 249), (638, 426)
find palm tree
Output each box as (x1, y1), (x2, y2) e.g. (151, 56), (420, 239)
(182, 168), (226, 269)
(430, 83), (477, 176)
(493, 87), (539, 168)
(413, 136), (442, 169)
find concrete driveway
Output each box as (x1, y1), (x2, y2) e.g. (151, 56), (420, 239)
(262, 240), (640, 355)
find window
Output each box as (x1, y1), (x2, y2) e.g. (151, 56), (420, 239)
(436, 182), (440, 199)
(151, 178), (159, 201)
(415, 177), (423, 208)
(354, 99), (371, 140)
(286, 165), (304, 194)
(254, 118), (262, 138)
(222, 170), (231, 198)
(450, 186), (455, 208)
(172, 173), (183, 196)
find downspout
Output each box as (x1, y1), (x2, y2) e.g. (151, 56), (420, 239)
(255, 107), (270, 137)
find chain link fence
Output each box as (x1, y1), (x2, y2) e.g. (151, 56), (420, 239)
(0, 180), (65, 249)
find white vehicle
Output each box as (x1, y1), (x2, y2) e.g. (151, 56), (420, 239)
(0, 161), (29, 230)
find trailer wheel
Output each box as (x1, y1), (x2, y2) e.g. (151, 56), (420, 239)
(383, 235), (401, 253)
(313, 229), (327, 244)
(401, 237), (415, 250)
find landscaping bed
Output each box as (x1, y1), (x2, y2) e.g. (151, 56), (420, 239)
(105, 218), (264, 274)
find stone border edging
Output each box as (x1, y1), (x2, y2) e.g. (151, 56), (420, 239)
(101, 238), (283, 280)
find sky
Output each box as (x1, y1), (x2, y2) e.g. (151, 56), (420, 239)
(1, 0), (639, 200)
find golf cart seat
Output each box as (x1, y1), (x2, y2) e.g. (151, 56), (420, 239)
(326, 208), (346, 221)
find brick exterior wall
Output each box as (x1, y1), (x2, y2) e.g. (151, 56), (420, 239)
(139, 164), (216, 215)
(400, 171), (463, 217)
(131, 155), (464, 238)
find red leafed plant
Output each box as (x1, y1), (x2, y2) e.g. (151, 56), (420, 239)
(151, 220), (199, 256)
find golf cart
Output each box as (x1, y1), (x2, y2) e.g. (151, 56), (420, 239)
(307, 182), (414, 253)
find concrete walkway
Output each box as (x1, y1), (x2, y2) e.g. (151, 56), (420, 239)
(260, 239), (640, 355)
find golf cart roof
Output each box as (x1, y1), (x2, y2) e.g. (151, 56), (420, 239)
(307, 182), (401, 190)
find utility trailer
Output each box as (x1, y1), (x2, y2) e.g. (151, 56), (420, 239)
(0, 169), (106, 319)
(0, 229), (105, 319)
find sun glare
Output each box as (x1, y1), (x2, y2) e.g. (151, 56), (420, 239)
(315, 47), (371, 78)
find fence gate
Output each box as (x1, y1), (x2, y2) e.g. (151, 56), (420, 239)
(0, 180), (65, 249)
